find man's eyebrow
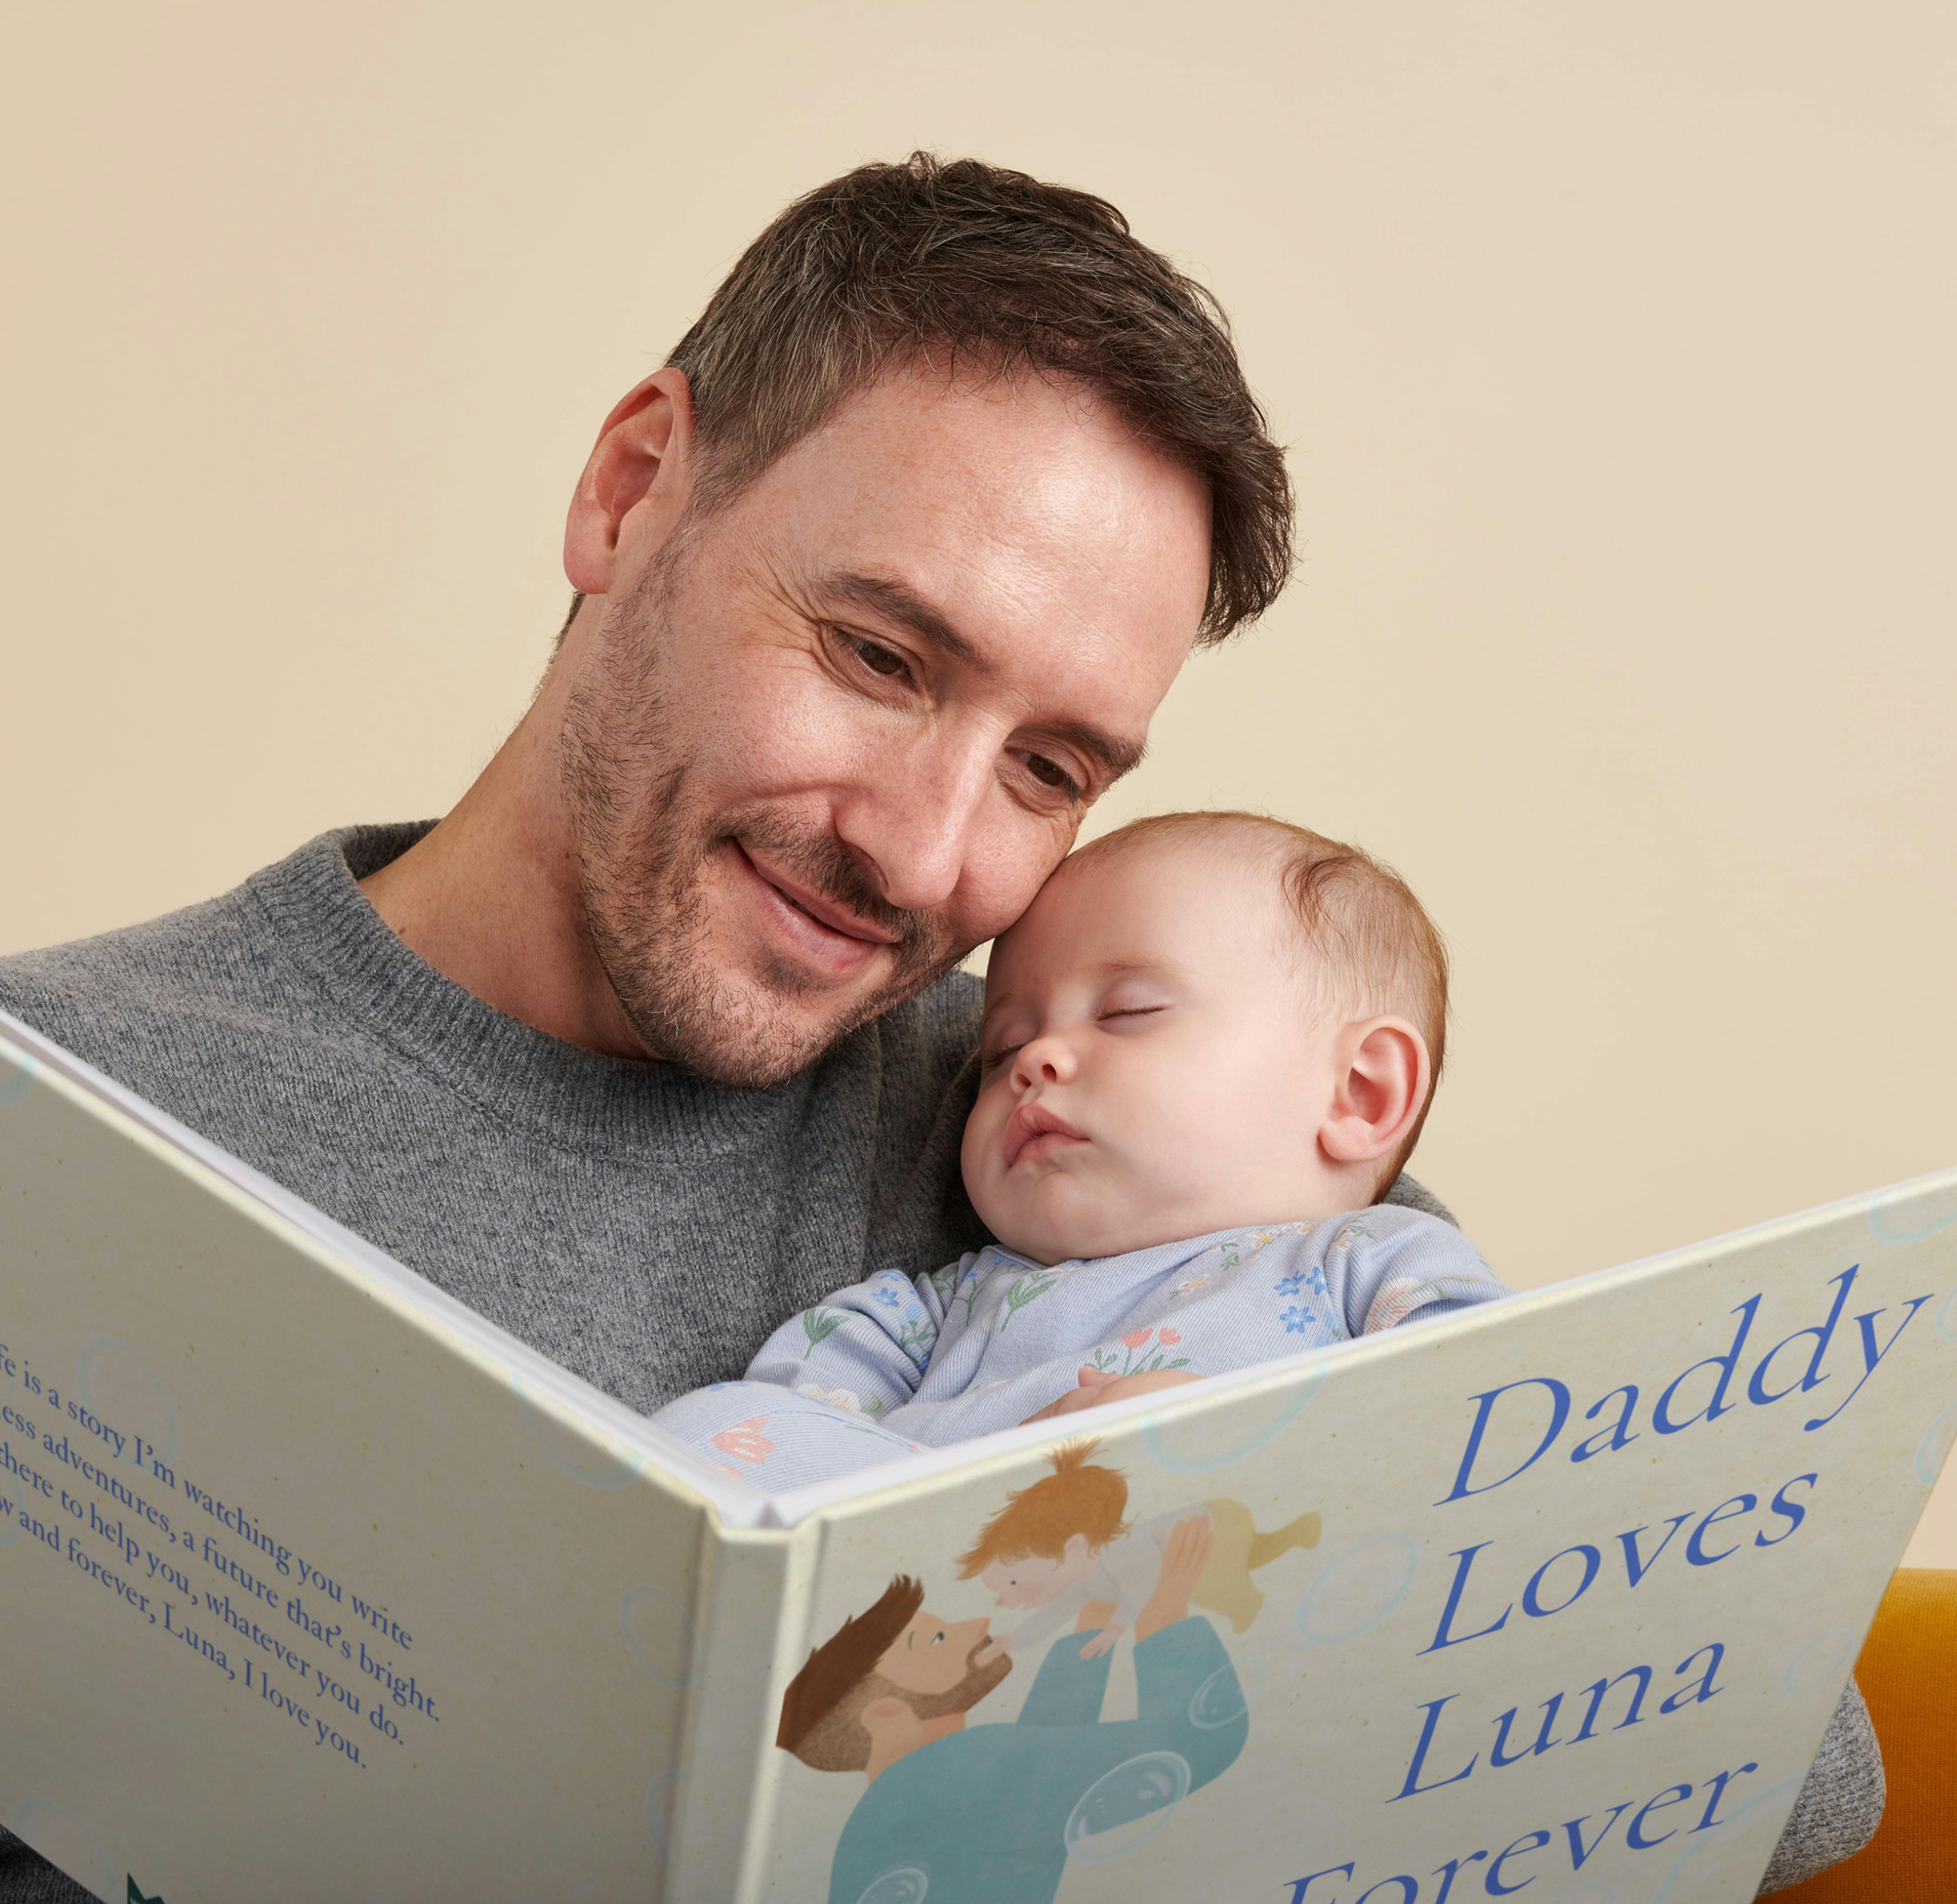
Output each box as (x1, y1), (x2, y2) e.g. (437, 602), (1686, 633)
(824, 569), (1147, 782)
(825, 571), (987, 670)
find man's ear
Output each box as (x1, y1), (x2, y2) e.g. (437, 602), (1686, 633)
(563, 367), (699, 596)
(1317, 1017), (1430, 1167)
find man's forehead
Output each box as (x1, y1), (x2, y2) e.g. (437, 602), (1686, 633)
(749, 367), (1210, 676)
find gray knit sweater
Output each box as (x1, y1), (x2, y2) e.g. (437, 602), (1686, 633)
(0, 826), (1880, 1896)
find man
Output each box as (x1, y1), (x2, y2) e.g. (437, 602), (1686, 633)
(0, 156), (1876, 1897)
(776, 1518), (1244, 1904)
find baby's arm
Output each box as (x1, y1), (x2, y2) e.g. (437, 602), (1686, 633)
(644, 1264), (963, 1494)
(1315, 1207), (1510, 1337)
(648, 1381), (923, 1493)
(991, 1581), (1092, 1657)
(742, 1266), (953, 1421)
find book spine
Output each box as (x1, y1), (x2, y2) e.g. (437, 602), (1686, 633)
(664, 1518), (817, 1902)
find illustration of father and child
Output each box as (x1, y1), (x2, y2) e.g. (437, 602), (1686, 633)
(777, 1443), (1319, 1904)
(648, 812), (1510, 1897)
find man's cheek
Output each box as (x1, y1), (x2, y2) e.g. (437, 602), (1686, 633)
(951, 817), (1077, 948)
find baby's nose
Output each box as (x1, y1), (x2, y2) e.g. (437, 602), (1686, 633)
(1011, 1034), (1075, 1087)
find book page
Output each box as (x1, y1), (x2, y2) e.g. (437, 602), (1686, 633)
(0, 1027), (737, 1901)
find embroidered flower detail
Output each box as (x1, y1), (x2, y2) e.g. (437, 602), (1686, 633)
(1280, 1306), (1314, 1335)
(1174, 1275), (1211, 1297)
(801, 1307), (848, 1357)
(872, 1285), (904, 1309)
(710, 1418), (775, 1463)
(1098, 1329), (1191, 1377)
(999, 1271), (1062, 1330)
(795, 1383), (865, 1414)
(1277, 1260), (1332, 1303)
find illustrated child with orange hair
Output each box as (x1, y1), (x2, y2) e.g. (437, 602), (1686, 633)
(963, 1441), (1319, 1661)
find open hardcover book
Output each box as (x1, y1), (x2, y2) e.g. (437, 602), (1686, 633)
(2, 1006), (1954, 1904)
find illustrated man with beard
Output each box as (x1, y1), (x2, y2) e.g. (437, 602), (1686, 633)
(778, 1518), (1242, 1904)
(0, 156), (1880, 1896)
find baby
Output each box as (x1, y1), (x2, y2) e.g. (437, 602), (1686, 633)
(652, 811), (1508, 1492)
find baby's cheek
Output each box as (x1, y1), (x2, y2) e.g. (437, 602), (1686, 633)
(1109, 1066), (1226, 1180)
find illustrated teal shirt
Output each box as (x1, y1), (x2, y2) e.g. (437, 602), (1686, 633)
(824, 1617), (1247, 1904)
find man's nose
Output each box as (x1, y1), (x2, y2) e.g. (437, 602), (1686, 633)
(1011, 1033), (1076, 1090)
(830, 728), (996, 915)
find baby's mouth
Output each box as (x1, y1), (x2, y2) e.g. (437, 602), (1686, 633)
(1002, 1101), (1088, 1169)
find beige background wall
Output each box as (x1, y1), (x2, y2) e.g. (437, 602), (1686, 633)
(4, 4), (1953, 1557)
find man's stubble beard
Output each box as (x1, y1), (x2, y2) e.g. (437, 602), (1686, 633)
(560, 537), (956, 1089)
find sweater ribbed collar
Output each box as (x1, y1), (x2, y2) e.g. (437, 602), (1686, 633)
(245, 824), (829, 1159)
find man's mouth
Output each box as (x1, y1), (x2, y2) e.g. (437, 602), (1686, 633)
(732, 842), (901, 979)
(1002, 1100), (1088, 1169)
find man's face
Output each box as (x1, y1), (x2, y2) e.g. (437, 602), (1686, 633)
(560, 366), (1210, 1086)
(875, 1607), (1011, 1708)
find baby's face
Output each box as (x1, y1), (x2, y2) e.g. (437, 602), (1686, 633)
(979, 1546), (1096, 1609)
(962, 838), (1346, 1264)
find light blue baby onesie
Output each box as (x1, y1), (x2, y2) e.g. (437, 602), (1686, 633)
(651, 1206), (1509, 1492)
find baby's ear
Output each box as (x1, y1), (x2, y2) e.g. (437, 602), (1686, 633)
(1318, 1017), (1430, 1167)
(1063, 1533), (1092, 1565)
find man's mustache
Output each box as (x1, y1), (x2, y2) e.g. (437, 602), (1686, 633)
(725, 817), (948, 970)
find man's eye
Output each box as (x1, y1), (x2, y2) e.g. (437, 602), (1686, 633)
(1017, 751), (1081, 801)
(847, 634), (910, 680)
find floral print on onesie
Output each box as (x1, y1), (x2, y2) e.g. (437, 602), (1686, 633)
(650, 1205), (1507, 1493)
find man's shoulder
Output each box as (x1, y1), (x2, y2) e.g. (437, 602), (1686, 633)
(0, 827), (398, 1096)
(869, 966), (983, 1071)
(839, 966), (982, 1143)
(0, 882), (281, 1063)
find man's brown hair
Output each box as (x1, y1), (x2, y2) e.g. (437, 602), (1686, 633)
(775, 1574), (928, 1773)
(955, 1439), (1131, 1577)
(665, 152), (1292, 644)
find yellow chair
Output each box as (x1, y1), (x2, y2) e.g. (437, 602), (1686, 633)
(1776, 1569), (1957, 1901)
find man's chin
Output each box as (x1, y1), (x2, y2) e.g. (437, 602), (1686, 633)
(614, 961), (950, 1090)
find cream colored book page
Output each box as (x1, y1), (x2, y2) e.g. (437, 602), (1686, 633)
(753, 1178), (1957, 1904)
(0, 1047), (709, 1903)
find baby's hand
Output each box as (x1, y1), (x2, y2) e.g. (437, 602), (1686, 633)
(1020, 1367), (1202, 1425)
(1077, 1621), (1128, 1660)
